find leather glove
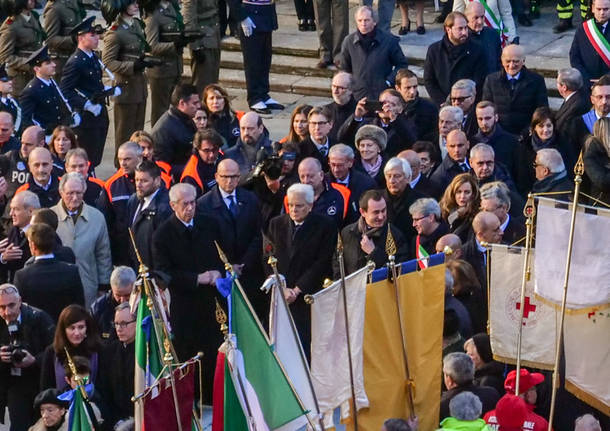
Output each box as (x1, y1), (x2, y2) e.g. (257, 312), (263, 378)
(83, 101), (102, 117)
(133, 57), (146, 72)
(241, 17), (256, 37)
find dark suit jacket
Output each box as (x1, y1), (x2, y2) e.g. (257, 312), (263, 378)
(97, 340), (134, 428)
(298, 136), (331, 172)
(0, 225), (31, 283)
(404, 96), (439, 142)
(440, 383), (500, 421)
(430, 155), (470, 192)
(382, 187), (425, 244)
(462, 236), (487, 293)
(570, 20), (610, 84)
(325, 97), (357, 142)
(412, 173), (442, 200)
(14, 257), (84, 322)
(555, 89), (591, 140)
(126, 186), (172, 269)
(502, 214), (526, 245)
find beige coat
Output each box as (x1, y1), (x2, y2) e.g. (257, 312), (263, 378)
(28, 417), (69, 431)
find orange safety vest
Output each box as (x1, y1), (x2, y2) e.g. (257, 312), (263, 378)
(179, 154), (203, 191)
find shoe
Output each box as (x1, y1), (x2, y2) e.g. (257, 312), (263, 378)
(264, 98), (285, 110)
(553, 18), (573, 33)
(518, 14), (533, 26)
(398, 21), (410, 35)
(416, 25), (426, 34)
(298, 19), (307, 31)
(316, 59), (331, 69)
(250, 101), (270, 114)
(307, 19), (316, 31)
(434, 14), (447, 23)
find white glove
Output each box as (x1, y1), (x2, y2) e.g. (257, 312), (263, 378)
(241, 17), (256, 37)
(260, 274), (286, 293)
(113, 86), (122, 97)
(70, 112), (81, 127)
(83, 100), (102, 117)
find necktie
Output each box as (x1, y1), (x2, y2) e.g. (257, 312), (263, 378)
(319, 146), (328, 157)
(292, 223), (302, 240)
(228, 195), (238, 217)
(509, 78), (518, 92)
(460, 162), (469, 172)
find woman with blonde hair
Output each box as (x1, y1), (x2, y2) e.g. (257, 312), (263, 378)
(440, 173), (480, 241)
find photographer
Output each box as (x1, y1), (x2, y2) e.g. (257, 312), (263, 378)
(0, 284), (55, 431)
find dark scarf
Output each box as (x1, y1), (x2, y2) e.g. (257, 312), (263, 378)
(357, 28), (377, 52)
(357, 216), (383, 238)
(531, 132), (556, 152)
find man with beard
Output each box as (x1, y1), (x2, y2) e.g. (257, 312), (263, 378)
(225, 111), (273, 179)
(324, 72), (357, 142)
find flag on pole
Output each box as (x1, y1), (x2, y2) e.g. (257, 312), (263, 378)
(488, 244), (557, 369)
(564, 307), (610, 415)
(61, 385), (95, 431)
(535, 197), (610, 309)
(310, 266), (369, 428)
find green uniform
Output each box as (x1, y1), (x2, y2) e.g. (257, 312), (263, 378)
(144, 0), (183, 127)
(43, 0), (86, 78)
(102, 15), (149, 153)
(182, 0), (220, 94)
(0, 12), (45, 97)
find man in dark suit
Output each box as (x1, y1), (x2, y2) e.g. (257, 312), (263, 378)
(462, 211), (503, 290)
(14, 223), (84, 322)
(325, 72), (357, 142)
(298, 106), (333, 172)
(480, 182), (525, 246)
(482, 44), (548, 135)
(267, 183), (337, 358)
(28, 208), (75, 265)
(464, 2), (501, 73)
(196, 158), (265, 317)
(126, 160), (172, 270)
(409, 197), (449, 260)
(398, 150), (442, 200)
(396, 68), (439, 142)
(152, 183), (224, 403)
(431, 130), (471, 192)
(327, 144), (377, 216)
(0, 190), (40, 283)
(555, 68), (590, 141)
(569, 74), (610, 155)
(450, 79), (478, 141)
(90, 266), (135, 342)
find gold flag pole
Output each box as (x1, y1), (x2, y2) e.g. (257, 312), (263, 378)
(385, 225), (416, 419)
(547, 153), (585, 431)
(63, 347), (101, 430)
(336, 233), (359, 430)
(514, 194), (536, 394)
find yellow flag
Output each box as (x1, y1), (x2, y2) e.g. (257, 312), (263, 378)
(347, 264), (445, 431)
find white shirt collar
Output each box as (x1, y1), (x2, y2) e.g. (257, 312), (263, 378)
(37, 76), (52, 86)
(140, 188), (160, 211)
(311, 136), (329, 150)
(35, 253), (55, 260)
(178, 217), (193, 228)
(500, 213), (510, 232)
(33, 177), (52, 190)
(410, 172), (421, 189)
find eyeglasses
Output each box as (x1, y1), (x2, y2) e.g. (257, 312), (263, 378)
(112, 320), (136, 329)
(218, 174), (240, 180)
(309, 121), (329, 127)
(532, 162), (545, 168)
(412, 215), (428, 222)
(450, 95), (472, 103)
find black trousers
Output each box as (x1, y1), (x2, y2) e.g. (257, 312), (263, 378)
(73, 108), (109, 167)
(239, 30), (272, 106)
(294, 0), (315, 20)
(7, 382), (37, 431)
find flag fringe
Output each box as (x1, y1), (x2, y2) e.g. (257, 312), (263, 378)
(565, 379), (610, 416)
(491, 353), (555, 371)
(533, 292), (610, 314)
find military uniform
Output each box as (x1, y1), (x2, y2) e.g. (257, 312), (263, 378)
(0, 95), (22, 134)
(182, 0), (220, 94)
(43, 0), (86, 77)
(102, 16), (149, 151)
(60, 48), (109, 167)
(20, 77), (72, 134)
(143, 0), (183, 126)
(0, 13), (45, 97)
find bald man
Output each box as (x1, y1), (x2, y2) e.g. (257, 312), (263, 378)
(482, 44), (548, 134)
(15, 147), (60, 207)
(464, 2), (502, 72)
(224, 111), (273, 179)
(0, 111), (20, 154)
(435, 233), (463, 260)
(398, 149), (442, 199)
(196, 158), (265, 316)
(463, 211), (503, 288)
(430, 129), (471, 191)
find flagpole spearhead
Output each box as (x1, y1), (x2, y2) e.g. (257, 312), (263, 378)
(337, 233), (344, 256)
(215, 298), (228, 337)
(385, 223), (397, 258)
(214, 240), (232, 273)
(574, 151), (584, 178)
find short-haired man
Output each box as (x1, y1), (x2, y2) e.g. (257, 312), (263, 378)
(555, 68), (590, 140)
(450, 79), (478, 140)
(424, 12), (488, 106)
(267, 183), (337, 358)
(325, 72), (357, 142)
(462, 211), (503, 288)
(409, 197), (449, 263)
(396, 68), (439, 142)
(532, 148), (574, 194)
(327, 143), (377, 211)
(127, 160), (172, 269)
(462, 2), (503, 72)
(480, 182), (525, 245)
(336, 189), (409, 277)
(151, 83), (200, 175)
(338, 6), (408, 100)
(574, 414), (603, 431)
(224, 111), (273, 178)
(569, 0), (610, 83)
(90, 265), (136, 341)
(382, 156), (424, 242)
(398, 149), (442, 199)
(440, 352), (500, 420)
(299, 106), (334, 171)
(437, 106), (463, 159)
(15, 147), (60, 208)
(64, 148), (105, 206)
(14, 223), (84, 321)
(0, 284), (55, 430)
(28, 208), (76, 265)
(572, 74), (610, 153)
(0, 112), (20, 155)
(180, 128), (224, 197)
(482, 44), (548, 135)
(430, 129), (471, 191)
(153, 183), (224, 402)
(52, 172), (112, 307)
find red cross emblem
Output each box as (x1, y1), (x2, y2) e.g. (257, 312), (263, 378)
(516, 296), (537, 325)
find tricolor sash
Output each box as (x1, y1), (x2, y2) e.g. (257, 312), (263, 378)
(468, 0), (509, 47)
(415, 235), (430, 270)
(583, 19), (610, 68)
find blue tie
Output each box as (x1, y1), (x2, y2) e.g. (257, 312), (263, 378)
(228, 195), (238, 217)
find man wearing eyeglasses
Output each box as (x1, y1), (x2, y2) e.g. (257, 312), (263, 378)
(297, 106), (334, 172)
(97, 302), (136, 429)
(450, 79), (478, 141)
(324, 72), (357, 142)
(180, 128), (224, 198)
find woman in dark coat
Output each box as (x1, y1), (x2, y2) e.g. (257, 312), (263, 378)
(353, 124), (387, 187)
(584, 117), (610, 206)
(465, 333), (505, 395)
(447, 259), (486, 334)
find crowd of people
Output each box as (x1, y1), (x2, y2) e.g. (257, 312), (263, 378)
(0, 0), (609, 429)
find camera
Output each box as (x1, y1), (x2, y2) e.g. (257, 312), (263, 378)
(4, 321), (27, 363)
(252, 146), (283, 180)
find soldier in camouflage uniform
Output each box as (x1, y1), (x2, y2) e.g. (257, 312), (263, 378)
(0, 0), (45, 97)
(141, 0), (184, 126)
(182, 0), (220, 94)
(102, 0), (157, 154)
(43, 0), (86, 77)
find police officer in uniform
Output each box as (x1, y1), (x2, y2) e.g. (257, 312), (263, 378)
(182, 0), (220, 95)
(141, 0), (185, 126)
(227, 0), (283, 113)
(42, 0), (86, 77)
(0, 64), (22, 134)
(60, 17), (111, 167)
(20, 45), (80, 136)
(0, 0), (45, 97)
(102, 0), (156, 154)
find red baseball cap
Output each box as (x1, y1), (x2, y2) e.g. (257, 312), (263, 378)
(504, 369), (545, 395)
(496, 394), (528, 430)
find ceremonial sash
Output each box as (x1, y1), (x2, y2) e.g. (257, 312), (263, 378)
(415, 235), (430, 270)
(582, 110), (597, 133)
(468, 0), (509, 47)
(583, 19), (610, 68)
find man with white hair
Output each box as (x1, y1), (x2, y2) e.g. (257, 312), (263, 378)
(437, 105), (464, 159)
(267, 183), (337, 358)
(325, 72), (357, 142)
(442, 391), (486, 429)
(52, 172), (112, 308)
(327, 143), (376, 212)
(409, 197), (448, 262)
(532, 148), (574, 194)
(382, 156), (424, 243)
(450, 79), (478, 140)
(480, 181), (525, 245)
(574, 414), (603, 431)
(153, 182), (224, 403)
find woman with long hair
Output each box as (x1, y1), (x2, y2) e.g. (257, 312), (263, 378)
(440, 173), (480, 241)
(40, 305), (102, 391)
(281, 104), (312, 146)
(49, 126), (78, 175)
(446, 259), (486, 334)
(203, 84), (244, 149)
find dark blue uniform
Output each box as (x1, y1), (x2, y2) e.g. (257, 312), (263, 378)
(313, 181), (346, 227)
(0, 96), (22, 134)
(20, 77), (71, 134)
(60, 48), (109, 166)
